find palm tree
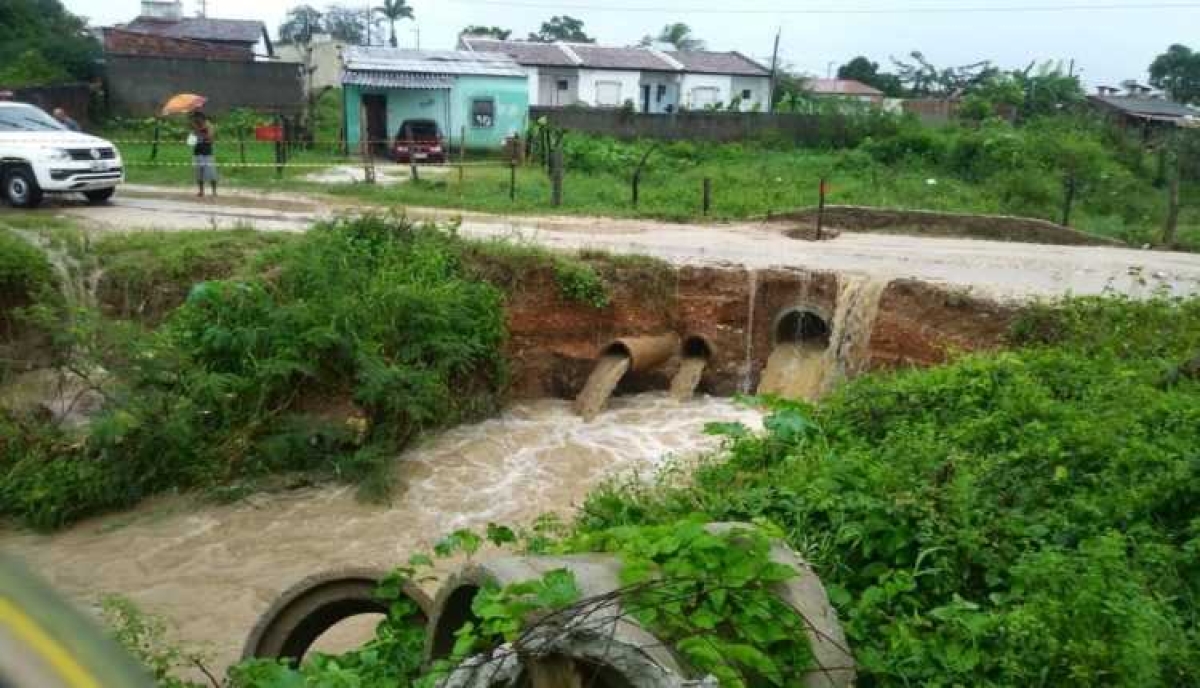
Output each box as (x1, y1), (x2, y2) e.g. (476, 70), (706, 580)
(655, 23), (705, 52)
(374, 0), (414, 48)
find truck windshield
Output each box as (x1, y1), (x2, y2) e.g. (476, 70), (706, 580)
(0, 105), (66, 132)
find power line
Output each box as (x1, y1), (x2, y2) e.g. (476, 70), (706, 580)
(445, 0), (1200, 14)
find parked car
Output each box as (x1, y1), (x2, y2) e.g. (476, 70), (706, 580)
(0, 101), (123, 208)
(392, 119), (445, 164)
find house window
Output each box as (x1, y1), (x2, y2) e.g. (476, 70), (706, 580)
(595, 81), (622, 107)
(742, 89), (753, 100)
(691, 87), (719, 108)
(471, 98), (494, 128)
(557, 79), (569, 91)
(656, 84), (667, 102)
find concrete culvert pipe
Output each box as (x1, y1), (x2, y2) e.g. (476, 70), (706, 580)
(600, 334), (680, 373)
(242, 567), (431, 666)
(774, 308), (832, 349)
(706, 523), (855, 688)
(426, 554), (686, 678)
(429, 529), (854, 688)
(681, 334), (715, 360)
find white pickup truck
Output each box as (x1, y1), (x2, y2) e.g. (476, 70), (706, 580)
(0, 101), (123, 208)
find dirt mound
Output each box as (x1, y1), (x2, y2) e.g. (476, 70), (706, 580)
(769, 205), (1124, 247)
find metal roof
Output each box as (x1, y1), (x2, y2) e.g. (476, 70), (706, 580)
(665, 50), (770, 77)
(566, 44), (676, 71)
(124, 17), (265, 44)
(461, 39), (770, 77)
(460, 38), (576, 67)
(1089, 95), (1198, 119)
(342, 71), (453, 89)
(342, 47), (526, 78)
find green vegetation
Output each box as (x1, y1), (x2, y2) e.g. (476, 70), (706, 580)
(94, 229), (293, 322)
(578, 294), (1200, 685)
(115, 114), (1199, 250)
(0, 0), (100, 85)
(113, 292), (1200, 687)
(0, 216), (508, 529)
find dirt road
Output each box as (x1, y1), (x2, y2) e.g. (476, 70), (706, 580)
(26, 184), (1200, 300)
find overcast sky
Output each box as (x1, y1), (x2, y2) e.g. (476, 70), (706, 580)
(65, 0), (1200, 87)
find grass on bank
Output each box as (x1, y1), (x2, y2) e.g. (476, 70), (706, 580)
(0, 215), (663, 529)
(107, 114), (1200, 251)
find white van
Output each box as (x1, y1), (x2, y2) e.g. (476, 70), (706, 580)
(0, 101), (123, 208)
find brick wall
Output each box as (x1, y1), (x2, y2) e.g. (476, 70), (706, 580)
(104, 28), (251, 61)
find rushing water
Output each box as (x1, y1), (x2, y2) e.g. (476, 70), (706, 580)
(0, 394), (761, 672)
(758, 275), (888, 400)
(669, 357), (707, 400)
(574, 354), (632, 420)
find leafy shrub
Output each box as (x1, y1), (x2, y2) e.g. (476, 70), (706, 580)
(0, 216), (508, 529)
(578, 295), (1200, 686)
(553, 259), (610, 308)
(862, 126), (949, 166)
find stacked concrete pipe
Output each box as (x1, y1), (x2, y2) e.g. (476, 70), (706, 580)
(242, 525), (854, 687)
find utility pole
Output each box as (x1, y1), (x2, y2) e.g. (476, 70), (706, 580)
(196, 0), (207, 17)
(412, 25), (421, 50)
(365, 6), (372, 45)
(768, 27), (780, 112)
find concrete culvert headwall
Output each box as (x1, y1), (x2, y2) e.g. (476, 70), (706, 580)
(242, 567), (431, 666)
(775, 309), (832, 349)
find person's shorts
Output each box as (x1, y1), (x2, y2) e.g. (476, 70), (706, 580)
(193, 155), (218, 183)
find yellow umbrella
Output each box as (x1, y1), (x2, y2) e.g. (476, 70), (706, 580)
(160, 93), (207, 116)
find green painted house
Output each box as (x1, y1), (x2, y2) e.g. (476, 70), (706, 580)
(341, 47), (529, 152)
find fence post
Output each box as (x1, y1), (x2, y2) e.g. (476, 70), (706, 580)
(238, 129), (246, 164)
(816, 177), (827, 240)
(150, 118), (160, 162)
(702, 177), (712, 216)
(551, 148), (564, 207)
(458, 164), (464, 198)
(1164, 151), (1181, 247)
(460, 126), (467, 165)
(274, 115), (285, 180)
(1060, 173), (1076, 227)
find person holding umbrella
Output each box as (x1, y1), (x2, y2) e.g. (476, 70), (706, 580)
(189, 111), (217, 198)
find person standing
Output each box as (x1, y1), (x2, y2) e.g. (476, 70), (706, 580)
(189, 111), (217, 197)
(52, 107), (80, 132)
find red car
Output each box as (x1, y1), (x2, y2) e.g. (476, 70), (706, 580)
(392, 119), (445, 164)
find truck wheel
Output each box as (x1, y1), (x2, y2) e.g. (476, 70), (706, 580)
(84, 187), (115, 204)
(3, 167), (43, 208)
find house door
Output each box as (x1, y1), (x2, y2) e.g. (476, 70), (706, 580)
(362, 94), (387, 155)
(641, 85), (651, 113)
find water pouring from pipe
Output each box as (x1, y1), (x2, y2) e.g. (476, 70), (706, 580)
(574, 335), (678, 420)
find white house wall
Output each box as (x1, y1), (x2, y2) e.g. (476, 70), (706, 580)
(731, 75), (771, 111)
(680, 73), (732, 109)
(577, 69), (641, 108)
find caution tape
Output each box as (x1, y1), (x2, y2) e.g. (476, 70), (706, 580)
(122, 160), (515, 169)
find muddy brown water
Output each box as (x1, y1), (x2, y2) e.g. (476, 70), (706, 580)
(0, 394), (761, 673)
(574, 354), (632, 420)
(758, 276), (887, 400)
(669, 358), (707, 400)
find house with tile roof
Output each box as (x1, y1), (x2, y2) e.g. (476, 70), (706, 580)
(458, 37), (771, 113)
(115, 1), (272, 60)
(805, 79), (885, 106)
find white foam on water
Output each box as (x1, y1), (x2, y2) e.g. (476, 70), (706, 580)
(0, 394), (762, 673)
